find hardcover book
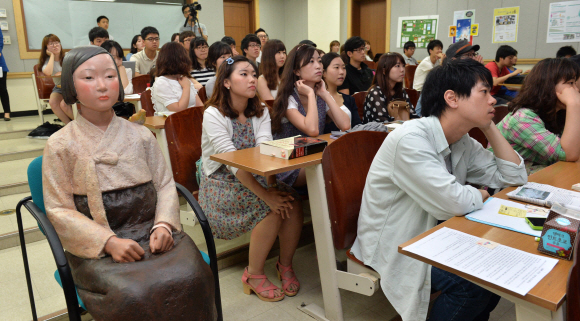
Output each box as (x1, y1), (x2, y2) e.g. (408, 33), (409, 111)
(260, 135), (328, 159)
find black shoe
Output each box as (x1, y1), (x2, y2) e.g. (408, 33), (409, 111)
(28, 122), (63, 139)
(3, 117), (10, 121)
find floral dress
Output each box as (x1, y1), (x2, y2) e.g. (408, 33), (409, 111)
(199, 118), (298, 240)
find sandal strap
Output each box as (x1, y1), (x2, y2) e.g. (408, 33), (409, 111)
(243, 268), (281, 299)
(276, 261), (300, 292)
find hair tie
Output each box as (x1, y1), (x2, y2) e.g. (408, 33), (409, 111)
(226, 57), (234, 65)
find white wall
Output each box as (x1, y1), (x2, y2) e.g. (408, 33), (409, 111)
(259, 0), (286, 42)
(284, 0), (309, 49)
(307, 0), (341, 52)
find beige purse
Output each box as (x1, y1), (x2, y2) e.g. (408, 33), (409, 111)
(387, 100), (411, 121)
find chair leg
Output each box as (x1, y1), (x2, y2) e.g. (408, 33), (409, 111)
(16, 197), (38, 321)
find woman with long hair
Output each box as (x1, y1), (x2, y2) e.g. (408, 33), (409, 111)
(39, 34), (72, 124)
(101, 40), (132, 94)
(151, 42), (202, 113)
(271, 44), (350, 187)
(125, 34), (144, 61)
(497, 58), (580, 174)
(199, 56), (303, 302)
(257, 39), (286, 100)
(321, 52), (361, 132)
(329, 40), (340, 53)
(364, 40), (374, 61)
(363, 52), (415, 123)
(204, 41), (232, 98)
(189, 37), (214, 86)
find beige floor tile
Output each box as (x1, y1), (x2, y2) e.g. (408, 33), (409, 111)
(489, 298), (516, 321)
(0, 246), (28, 281)
(35, 293), (67, 318)
(0, 303), (34, 321)
(347, 308), (397, 321)
(0, 277), (37, 314)
(497, 305), (516, 321)
(0, 215), (15, 234)
(249, 307), (298, 321)
(0, 137), (46, 154)
(4, 193), (39, 231)
(0, 157), (35, 185)
(32, 270), (63, 301)
(0, 115), (58, 133)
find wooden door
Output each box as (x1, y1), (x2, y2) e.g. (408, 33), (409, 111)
(352, 0), (386, 54)
(223, 0), (255, 55)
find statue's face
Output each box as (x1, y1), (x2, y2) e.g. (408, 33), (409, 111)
(73, 54), (119, 112)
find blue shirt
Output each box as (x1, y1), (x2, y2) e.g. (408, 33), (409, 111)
(0, 29), (8, 72)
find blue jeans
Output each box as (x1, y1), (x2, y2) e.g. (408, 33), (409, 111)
(429, 266), (500, 321)
(415, 92), (422, 116)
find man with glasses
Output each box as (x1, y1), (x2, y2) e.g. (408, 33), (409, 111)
(179, 31), (195, 53)
(338, 36), (374, 95)
(130, 26), (160, 76)
(255, 28), (268, 63)
(241, 34), (261, 65)
(179, 4), (208, 41)
(443, 40), (482, 65)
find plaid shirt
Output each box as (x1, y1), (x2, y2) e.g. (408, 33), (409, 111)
(497, 108), (566, 166)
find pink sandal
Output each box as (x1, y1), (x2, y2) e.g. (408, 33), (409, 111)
(241, 267), (285, 302)
(276, 261), (300, 297)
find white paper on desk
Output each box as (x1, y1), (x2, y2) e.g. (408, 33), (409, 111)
(403, 227), (558, 296)
(466, 197), (542, 237)
(124, 94), (141, 99)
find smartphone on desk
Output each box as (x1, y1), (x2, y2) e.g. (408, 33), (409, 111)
(525, 217), (546, 230)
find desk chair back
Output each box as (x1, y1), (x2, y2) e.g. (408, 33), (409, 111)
(405, 65), (417, 89)
(406, 88), (419, 108)
(198, 86), (208, 104)
(322, 131), (388, 249)
(264, 99), (274, 113)
(140, 90), (155, 116)
(469, 128), (488, 148)
(164, 106), (204, 194)
(352, 91), (367, 122)
(493, 105), (509, 124)
(132, 75), (150, 94)
(33, 64), (55, 99)
(568, 233), (580, 320)
(365, 61), (376, 70)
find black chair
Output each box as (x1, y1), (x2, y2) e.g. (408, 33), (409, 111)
(17, 156), (222, 320)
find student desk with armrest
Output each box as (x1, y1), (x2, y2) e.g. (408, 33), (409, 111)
(144, 116), (172, 173)
(211, 134), (366, 321)
(399, 161), (580, 321)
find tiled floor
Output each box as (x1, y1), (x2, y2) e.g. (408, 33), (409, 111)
(0, 115), (519, 321)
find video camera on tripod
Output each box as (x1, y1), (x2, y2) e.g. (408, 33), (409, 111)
(183, 1), (202, 28)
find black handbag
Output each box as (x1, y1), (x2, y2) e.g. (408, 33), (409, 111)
(112, 102), (135, 119)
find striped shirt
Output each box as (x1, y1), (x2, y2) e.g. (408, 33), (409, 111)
(495, 108), (566, 174)
(190, 68), (215, 86)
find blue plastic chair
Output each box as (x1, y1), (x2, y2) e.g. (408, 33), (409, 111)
(17, 156), (222, 321)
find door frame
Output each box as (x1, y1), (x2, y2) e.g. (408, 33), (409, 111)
(221, 0), (259, 33)
(348, 0), (391, 52)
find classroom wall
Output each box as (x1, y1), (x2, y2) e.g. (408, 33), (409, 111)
(389, 0), (580, 62)
(259, 0), (287, 42)
(307, 0), (341, 52)
(284, 0), (309, 49)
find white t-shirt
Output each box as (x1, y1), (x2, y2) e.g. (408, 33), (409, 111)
(124, 68), (133, 95)
(256, 50), (263, 63)
(413, 55), (440, 92)
(151, 76), (198, 113)
(42, 59), (62, 85)
(283, 95), (329, 124)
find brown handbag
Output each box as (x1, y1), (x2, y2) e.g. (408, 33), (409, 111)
(387, 100), (411, 121)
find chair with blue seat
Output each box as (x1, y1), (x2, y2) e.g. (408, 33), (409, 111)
(16, 156), (222, 321)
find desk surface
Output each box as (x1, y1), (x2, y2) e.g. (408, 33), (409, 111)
(210, 134), (335, 176)
(144, 116), (166, 130)
(399, 161), (580, 312)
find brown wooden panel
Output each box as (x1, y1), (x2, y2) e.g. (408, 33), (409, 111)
(140, 90), (155, 117)
(224, 0), (251, 55)
(33, 64), (55, 100)
(359, 0), (386, 53)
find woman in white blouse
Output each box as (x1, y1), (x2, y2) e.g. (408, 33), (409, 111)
(151, 42), (202, 113)
(257, 39), (286, 100)
(199, 56), (303, 302)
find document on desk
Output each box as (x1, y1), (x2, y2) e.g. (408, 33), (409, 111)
(403, 227), (559, 296)
(466, 197), (542, 237)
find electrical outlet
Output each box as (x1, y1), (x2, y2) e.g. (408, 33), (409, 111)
(3, 36), (10, 45)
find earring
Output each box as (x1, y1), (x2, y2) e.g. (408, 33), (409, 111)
(226, 87), (230, 90)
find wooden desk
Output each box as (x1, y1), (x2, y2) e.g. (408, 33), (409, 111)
(499, 83), (522, 91)
(212, 134), (348, 321)
(399, 161), (580, 321)
(144, 116), (171, 173)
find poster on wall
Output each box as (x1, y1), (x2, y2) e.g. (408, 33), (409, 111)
(396, 15), (439, 48)
(547, 1), (580, 43)
(453, 10), (475, 44)
(493, 7), (519, 43)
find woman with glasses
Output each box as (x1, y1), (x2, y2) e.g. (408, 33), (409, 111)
(151, 42), (202, 113)
(257, 39), (286, 101)
(125, 34), (144, 61)
(204, 41), (232, 98)
(363, 52), (417, 123)
(189, 37), (214, 86)
(39, 34), (72, 124)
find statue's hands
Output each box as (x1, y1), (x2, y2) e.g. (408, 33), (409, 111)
(150, 224), (174, 254)
(104, 236), (145, 263)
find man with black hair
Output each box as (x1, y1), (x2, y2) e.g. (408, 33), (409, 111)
(338, 36), (373, 95)
(241, 34), (261, 64)
(255, 28), (268, 63)
(96, 16), (113, 40)
(356, 59), (526, 321)
(413, 39), (443, 92)
(179, 31), (195, 53)
(485, 45), (522, 104)
(130, 26), (159, 76)
(179, 4), (207, 41)
(221, 36), (239, 56)
(89, 27), (109, 47)
(403, 41), (417, 65)
(557, 45), (577, 58)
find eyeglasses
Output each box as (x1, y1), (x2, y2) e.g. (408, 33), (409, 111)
(353, 47), (366, 53)
(184, 38), (193, 43)
(196, 45), (209, 50)
(145, 37), (160, 42)
(459, 52), (479, 59)
(257, 35), (269, 39)
(48, 42), (60, 47)
(248, 43), (261, 49)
